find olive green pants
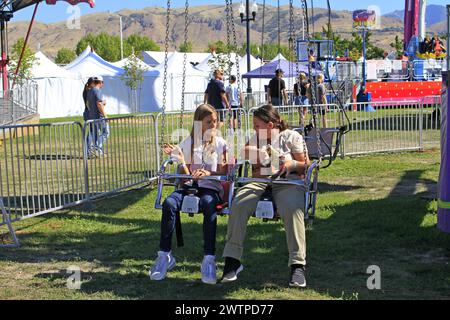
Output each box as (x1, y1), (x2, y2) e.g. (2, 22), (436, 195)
(222, 182), (306, 266)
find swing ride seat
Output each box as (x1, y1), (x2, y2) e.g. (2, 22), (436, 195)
(154, 158), (238, 216)
(232, 159), (320, 225)
(297, 126), (346, 162)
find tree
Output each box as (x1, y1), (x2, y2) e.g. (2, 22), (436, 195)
(121, 51), (148, 113)
(9, 38), (37, 85)
(55, 47), (76, 65)
(76, 33), (160, 62)
(390, 35), (404, 59)
(125, 34), (160, 56)
(179, 41), (193, 53)
(207, 53), (234, 77)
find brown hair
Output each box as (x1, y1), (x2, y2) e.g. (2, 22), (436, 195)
(253, 104), (289, 132)
(189, 104), (218, 163)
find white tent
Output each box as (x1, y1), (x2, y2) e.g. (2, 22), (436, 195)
(65, 51), (134, 114)
(142, 51), (171, 67)
(31, 51), (85, 118)
(64, 45), (92, 70)
(270, 53), (288, 62)
(146, 51), (209, 112)
(111, 57), (152, 70)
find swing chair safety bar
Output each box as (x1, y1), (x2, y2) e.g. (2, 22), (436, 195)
(154, 158), (238, 210)
(236, 160), (319, 190)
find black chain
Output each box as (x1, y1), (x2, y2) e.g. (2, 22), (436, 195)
(161, 0), (171, 146)
(225, 0), (233, 127)
(300, 0), (322, 162)
(229, 0), (242, 129)
(180, 0), (189, 130)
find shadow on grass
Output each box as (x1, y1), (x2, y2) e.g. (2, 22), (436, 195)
(2, 170), (449, 299)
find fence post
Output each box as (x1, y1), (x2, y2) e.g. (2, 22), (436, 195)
(81, 121), (95, 211)
(0, 198), (20, 248)
(419, 100), (424, 151)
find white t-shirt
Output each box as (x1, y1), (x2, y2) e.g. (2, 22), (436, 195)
(257, 129), (307, 180)
(178, 136), (228, 198)
(226, 83), (240, 107)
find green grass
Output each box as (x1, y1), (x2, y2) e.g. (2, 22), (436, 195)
(1, 149), (449, 300)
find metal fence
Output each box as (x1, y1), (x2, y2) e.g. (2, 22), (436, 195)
(342, 101), (426, 156)
(0, 122), (86, 246)
(84, 114), (159, 201)
(0, 82), (39, 126)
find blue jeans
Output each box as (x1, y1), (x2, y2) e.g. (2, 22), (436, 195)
(87, 119), (110, 155)
(160, 187), (220, 255)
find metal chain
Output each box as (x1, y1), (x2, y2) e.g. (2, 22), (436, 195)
(180, 0), (189, 131)
(300, 0), (323, 164)
(229, 0), (242, 129)
(161, 0), (171, 146)
(225, 0), (233, 128)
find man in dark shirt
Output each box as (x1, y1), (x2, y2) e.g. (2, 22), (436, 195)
(267, 69), (288, 106)
(204, 69), (229, 125)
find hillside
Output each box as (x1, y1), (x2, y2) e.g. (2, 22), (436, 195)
(8, 4), (405, 60)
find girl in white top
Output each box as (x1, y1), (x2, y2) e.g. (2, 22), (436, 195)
(149, 104), (228, 285)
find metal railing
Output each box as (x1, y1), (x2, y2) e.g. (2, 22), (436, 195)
(83, 115), (159, 201)
(0, 122), (86, 247)
(1, 82), (39, 126)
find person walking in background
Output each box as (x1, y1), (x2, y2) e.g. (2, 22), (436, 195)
(293, 73), (310, 123)
(226, 75), (243, 130)
(204, 69), (229, 127)
(85, 76), (109, 157)
(315, 74), (328, 128)
(267, 69), (288, 106)
(82, 77), (95, 121)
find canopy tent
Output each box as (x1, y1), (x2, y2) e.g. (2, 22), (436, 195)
(146, 51), (209, 112)
(9, 0), (94, 12)
(270, 53), (288, 62)
(31, 51), (85, 118)
(111, 57), (152, 70)
(65, 50), (135, 114)
(142, 51), (172, 67)
(242, 59), (323, 79)
(64, 45), (92, 69)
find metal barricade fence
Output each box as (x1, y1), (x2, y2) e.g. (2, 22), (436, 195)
(83, 114), (159, 201)
(420, 95), (442, 148)
(0, 122), (86, 244)
(342, 101), (424, 156)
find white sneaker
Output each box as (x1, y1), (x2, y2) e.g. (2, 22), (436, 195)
(201, 255), (217, 285)
(149, 251), (176, 281)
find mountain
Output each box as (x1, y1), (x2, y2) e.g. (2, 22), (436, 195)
(384, 4), (446, 30)
(8, 5), (405, 61)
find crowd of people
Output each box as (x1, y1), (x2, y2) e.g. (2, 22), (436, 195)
(419, 35), (447, 58)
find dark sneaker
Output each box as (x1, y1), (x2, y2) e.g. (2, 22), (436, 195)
(289, 265), (306, 288)
(221, 257), (244, 283)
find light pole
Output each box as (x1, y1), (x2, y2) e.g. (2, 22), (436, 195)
(239, 0), (258, 94)
(119, 14), (124, 60)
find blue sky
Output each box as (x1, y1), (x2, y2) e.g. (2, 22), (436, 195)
(10, 0), (450, 23)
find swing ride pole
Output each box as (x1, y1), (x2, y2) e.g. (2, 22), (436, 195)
(437, 4), (450, 233)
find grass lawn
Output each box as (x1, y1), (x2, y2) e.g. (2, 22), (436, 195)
(1, 148), (448, 300)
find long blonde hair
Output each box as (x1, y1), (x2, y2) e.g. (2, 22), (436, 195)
(189, 104), (218, 164)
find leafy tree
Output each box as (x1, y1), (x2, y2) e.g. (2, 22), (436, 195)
(55, 47), (76, 65)
(206, 41), (237, 54)
(390, 35), (404, 59)
(179, 41), (193, 53)
(9, 38), (37, 85)
(121, 51), (148, 113)
(125, 34), (160, 55)
(76, 33), (160, 62)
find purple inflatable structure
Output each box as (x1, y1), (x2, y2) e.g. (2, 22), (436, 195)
(438, 71), (450, 232)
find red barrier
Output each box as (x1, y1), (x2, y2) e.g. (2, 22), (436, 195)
(366, 81), (442, 102)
